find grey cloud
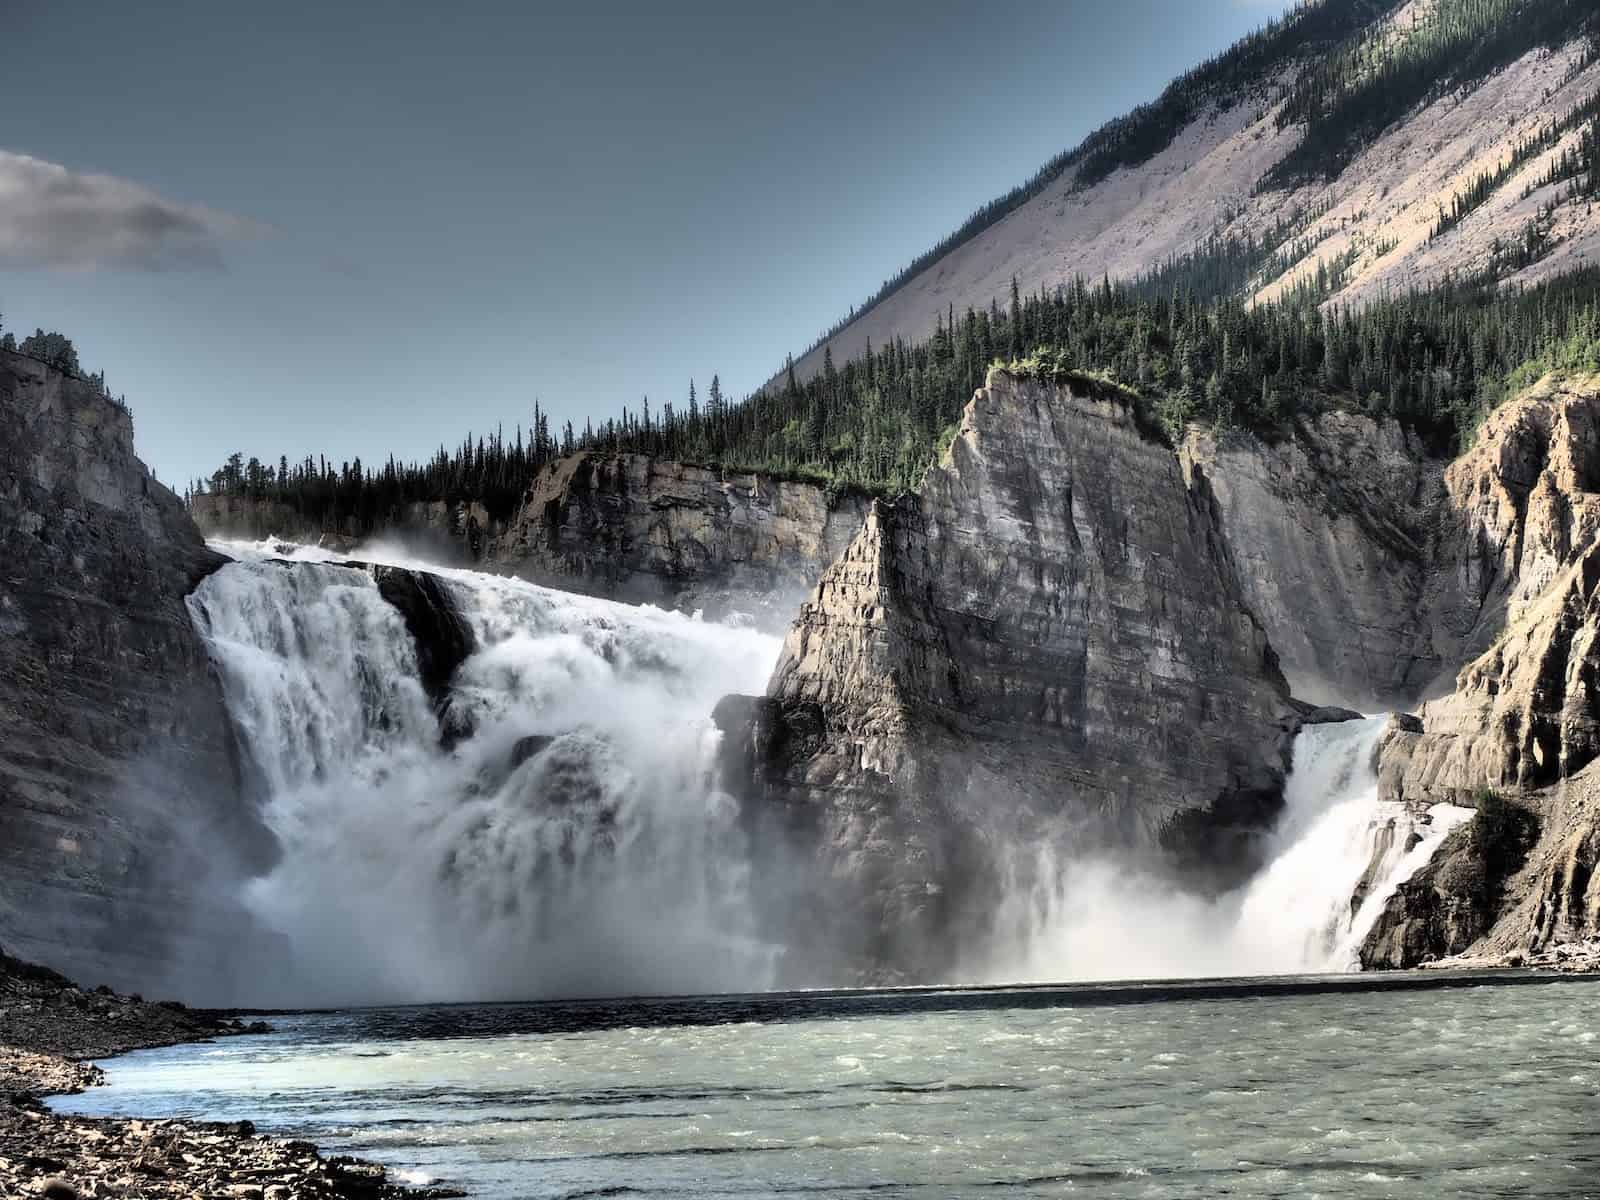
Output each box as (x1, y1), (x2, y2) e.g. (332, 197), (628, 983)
(0, 151), (268, 271)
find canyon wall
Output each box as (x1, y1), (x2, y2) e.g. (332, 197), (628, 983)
(188, 493), (506, 564)
(718, 369), (1297, 982)
(0, 351), (266, 997)
(191, 453), (869, 628)
(1358, 374), (1600, 967)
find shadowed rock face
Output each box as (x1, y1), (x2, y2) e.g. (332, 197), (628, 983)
(364, 564), (476, 710)
(493, 453), (870, 628)
(1181, 416), (1454, 712)
(720, 369), (1296, 983)
(0, 350), (266, 999)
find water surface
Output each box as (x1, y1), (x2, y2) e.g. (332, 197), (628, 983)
(54, 975), (1600, 1198)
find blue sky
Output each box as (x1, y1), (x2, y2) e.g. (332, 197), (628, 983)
(0, 0), (1293, 488)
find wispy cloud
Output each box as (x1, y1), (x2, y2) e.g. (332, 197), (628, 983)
(0, 150), (268, 271)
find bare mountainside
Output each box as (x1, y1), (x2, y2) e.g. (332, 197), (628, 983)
(790, 0), (1600, 382)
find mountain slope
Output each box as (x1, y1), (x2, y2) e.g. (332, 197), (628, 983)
(790, 0), (1600, 383)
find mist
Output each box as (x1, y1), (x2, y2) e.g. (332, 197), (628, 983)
(978, 719), (1476, 984)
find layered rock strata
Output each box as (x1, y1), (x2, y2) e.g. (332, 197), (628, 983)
(489, 453), (869, 623)
(720, 369), (1296, 982)
(0, 351), (265, 998)
(1360, 374), (1600, 966)
(1181, 416), (1452, 711)
(191, 493), (503, 563)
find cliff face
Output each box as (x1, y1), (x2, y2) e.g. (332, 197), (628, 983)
(493, 453), (869, 624)
(1374, 377), (1600, 808)
(1181, 415), (1453, 711)
(0, 351), (263, 997)
(720, 369), (1295, 982)
(190, 453), (868, 629)
(1358, 374), (1600, 967)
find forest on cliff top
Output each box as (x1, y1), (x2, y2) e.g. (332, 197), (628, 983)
(189, 260), (1600, 530)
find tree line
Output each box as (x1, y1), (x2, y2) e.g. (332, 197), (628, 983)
(194, 263), (1600, 538)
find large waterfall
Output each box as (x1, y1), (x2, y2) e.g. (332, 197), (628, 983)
(988, 718), (1476, 982)
(189, 540), (781, 1005)
(190, 542), (1476, 1001)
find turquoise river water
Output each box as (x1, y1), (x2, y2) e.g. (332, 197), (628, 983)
(52, 974), (1600, 1198)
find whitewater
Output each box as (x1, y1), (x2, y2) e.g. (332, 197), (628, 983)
(190, 538), (781, 1005)
(190, 538), (1474, 1001)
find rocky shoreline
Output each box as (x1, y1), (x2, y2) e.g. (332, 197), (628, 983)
(0, 950), (462, 1199)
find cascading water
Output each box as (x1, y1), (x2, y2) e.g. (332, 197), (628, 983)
(989, 717), (1476, 981)
(188, 540), (782, 1006)
(1232, 717), (1475, 971)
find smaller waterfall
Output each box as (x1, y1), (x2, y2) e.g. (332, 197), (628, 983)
(1232, 717), (1474, 972)
(990, 717), (1475, 981)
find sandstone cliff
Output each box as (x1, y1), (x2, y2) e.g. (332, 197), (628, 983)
(719, 368), (1296, 982)
(0, 350), (264, 998)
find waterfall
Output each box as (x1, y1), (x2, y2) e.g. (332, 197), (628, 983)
(188, 541), (782, 1006)
(1231, 717), (1475, 972)
(191, 539), (1478, 996)
(988, 717), (1476, 981)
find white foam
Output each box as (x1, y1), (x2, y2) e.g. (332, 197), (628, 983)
(191, 545), (783, 1005)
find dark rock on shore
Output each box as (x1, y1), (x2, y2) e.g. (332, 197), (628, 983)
(0, 951), (459, 1199)
(1360, 793), (1540, 968)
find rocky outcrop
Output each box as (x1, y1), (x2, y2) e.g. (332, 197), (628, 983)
(720, 369), (1296, 983)
(1359, 792), (1540, 969)
(493, 453), (869, 626)
(1374, 376), (1600, 808)
(0, 350), (263, 999)
(363, 565), (476, 711)
(1360, 373), (1600, 967)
